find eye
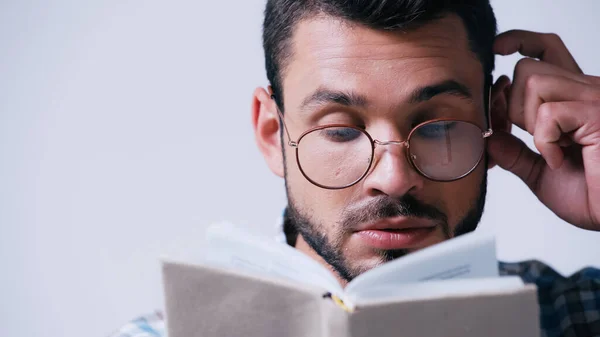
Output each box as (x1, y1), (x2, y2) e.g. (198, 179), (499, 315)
(322, 127), (363, 142)
(414, 121), (457, 139)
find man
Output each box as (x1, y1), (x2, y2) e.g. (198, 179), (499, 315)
(112, 0), (600, 336)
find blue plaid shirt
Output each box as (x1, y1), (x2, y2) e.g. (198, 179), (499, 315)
(110, 221), (600, 337)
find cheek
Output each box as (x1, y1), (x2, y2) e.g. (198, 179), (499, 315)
(433, 163), (486, 227)
(285, 151), (356, 230)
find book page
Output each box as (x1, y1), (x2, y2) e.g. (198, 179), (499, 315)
(348, 276), (523, 305)
(203, 223), (343, 296)
(345, 231), (498, 298)
(162, 261), (329, 337)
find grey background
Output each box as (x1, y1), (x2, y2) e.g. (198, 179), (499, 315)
(1, 1), (599, 336)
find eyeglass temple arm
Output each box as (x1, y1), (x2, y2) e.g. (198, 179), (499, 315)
(271, 95), (298, 147)
(483, 87), (494, 138)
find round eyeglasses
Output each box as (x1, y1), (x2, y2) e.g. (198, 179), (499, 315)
(274, 98), (493, 190)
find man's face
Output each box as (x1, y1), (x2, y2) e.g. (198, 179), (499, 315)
(274, 15), (488, 283)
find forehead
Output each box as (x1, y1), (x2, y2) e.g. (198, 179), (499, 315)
(283, 14), (484, 111)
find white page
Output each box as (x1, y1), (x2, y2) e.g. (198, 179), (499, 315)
(203, 223), (344, 296)
(348, 276), (524, 305)
(345, 231), (498, 298)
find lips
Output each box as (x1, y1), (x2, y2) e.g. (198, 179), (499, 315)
(353, 217), (437, 250)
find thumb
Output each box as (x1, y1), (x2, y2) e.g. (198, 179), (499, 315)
(487, 130), (544, 191)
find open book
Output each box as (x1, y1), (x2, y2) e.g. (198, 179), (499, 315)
(162, 224), (540, 337)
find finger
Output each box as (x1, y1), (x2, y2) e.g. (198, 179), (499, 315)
(487, 130), (545, 192)
(534, 101), (600, 171)
(494, 30), (582, 73)
(536, 101), (600, 225)
(537, 100), (600, 139)
(509, 59), (596, 134)
(533, 102), (586, 169)
(557, 135), (575, 148)
(512, 74), (600, 135)
(585, 74), (600, 86)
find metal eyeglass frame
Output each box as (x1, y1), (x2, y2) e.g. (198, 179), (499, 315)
(273, 89), (493, 190)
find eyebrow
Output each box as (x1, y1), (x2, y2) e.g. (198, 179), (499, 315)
(298, 79), (473, 113)
(409, 80), (473, 104)
(299, 89), (368, 113)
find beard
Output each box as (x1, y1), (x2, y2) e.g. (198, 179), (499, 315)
(283, 170), (488, 282)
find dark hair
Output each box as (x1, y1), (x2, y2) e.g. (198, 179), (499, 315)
(262, 0), (497, 111)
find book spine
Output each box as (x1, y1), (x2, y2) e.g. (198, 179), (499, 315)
(323, 292), (355, 313)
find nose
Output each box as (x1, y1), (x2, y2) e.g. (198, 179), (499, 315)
(362, 139), (425, 198)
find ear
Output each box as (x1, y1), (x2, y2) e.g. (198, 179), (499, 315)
(252, 86), (285, 178)
(487, 75), (512, 169)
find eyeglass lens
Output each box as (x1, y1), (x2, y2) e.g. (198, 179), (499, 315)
(296, 121), (485, 188)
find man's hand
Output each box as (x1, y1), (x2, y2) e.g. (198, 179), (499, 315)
(488, 30), (600, 231)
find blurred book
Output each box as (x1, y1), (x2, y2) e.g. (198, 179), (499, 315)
(162, 224), (539, 337)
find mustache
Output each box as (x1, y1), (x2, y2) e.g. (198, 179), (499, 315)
(340, 195), (448, 230)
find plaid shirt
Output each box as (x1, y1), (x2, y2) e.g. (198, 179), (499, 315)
(501, 260), (600, 337)
(109, 311), (165, 337)
(110, 219), (600, 337)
